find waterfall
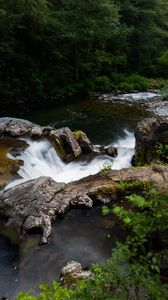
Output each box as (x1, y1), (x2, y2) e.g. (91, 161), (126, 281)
(5, 130), (135, 189)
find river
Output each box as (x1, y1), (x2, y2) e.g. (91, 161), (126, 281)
(0, 93), (154, 299)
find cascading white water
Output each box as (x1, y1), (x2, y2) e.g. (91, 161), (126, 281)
(5, 130), (135, 189)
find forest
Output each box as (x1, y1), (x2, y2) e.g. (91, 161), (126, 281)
(0, 0), (168, 107)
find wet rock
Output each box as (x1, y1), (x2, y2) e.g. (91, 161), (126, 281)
(99, 145), (117, 157)
(105, 146), (117, 157)
(0, 117), (42, 138)
(0, 117), (95, 163)
(0, 177), (65, 244)
(147, 99), (168, 118)
(73, 130), (93, 153)
(71, 195), (93, 207)
(134, 117), (168, 165)
(49, 127), (82, 161)
(60, 261), (92, 288)
(0, 165), (167, 244)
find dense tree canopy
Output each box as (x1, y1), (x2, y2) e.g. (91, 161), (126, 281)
(0, 0), (168, 105)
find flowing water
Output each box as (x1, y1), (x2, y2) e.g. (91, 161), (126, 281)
(5, 129), (135, 190)
(0, 94), (152, 298)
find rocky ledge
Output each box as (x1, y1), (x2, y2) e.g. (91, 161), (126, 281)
(0, 165), (167, 244)
(0, 117), (93, 163)
(0, 117), (94, 188)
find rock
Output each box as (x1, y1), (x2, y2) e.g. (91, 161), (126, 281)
(73, 130), (93, 153)
(49, 127), (82, 161)
(0, 177), (65, 244)
(134, 117), (168, 165)
(0, 165), (167, 244)
(60, 261), (92, 288)
(0, 117), (95, 163)
(105, 146), (117, 157)
(0, 117), (42, 138)
(71, 195), (93, 207)
(99, 145), (117, 157)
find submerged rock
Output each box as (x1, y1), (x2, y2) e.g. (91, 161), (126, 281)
(134, 117), (168, 165)
(60, 261), (92, 288)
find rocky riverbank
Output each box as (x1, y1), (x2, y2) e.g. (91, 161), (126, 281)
(0, 116), (167, 245)
(99, 92), (168, 118)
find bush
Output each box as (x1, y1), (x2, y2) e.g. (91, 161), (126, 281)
(155, 143), (168, 162)
(117, 74), (149, 91)
(92, 75), (112, 92)
(160, 85), (168, 100)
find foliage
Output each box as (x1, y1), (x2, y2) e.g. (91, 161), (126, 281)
(118, 75), (149, 91)
(160, 85), (168, 100)
(158, 50), (168, 76)
(16, 186), (168, 300)
(17, 282), (73, 300)
(0, 0), (168, 106)
(100, 161), (113, 176)
(154, 143), (168, 162)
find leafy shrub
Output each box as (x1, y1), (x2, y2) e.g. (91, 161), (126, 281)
(155, 143), (168, 162)
(160, 85), (168, 100)
(118, 74), (149, 91)
(92, 76), (112, 92)
(118, 81), (134, 91)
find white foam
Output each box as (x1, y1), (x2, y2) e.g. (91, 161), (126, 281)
(5, 130), (135, 189)
(100, 92), (158, 102)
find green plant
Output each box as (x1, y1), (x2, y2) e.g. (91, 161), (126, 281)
(17, 282), (73, 300)
(100, 161), (113, 177)
(160, 85), (168, 100)
(154, 143), (168, 162)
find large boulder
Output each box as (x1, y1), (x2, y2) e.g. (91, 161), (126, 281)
(49, 127), (82, 162)
(0, 117), (42, 137)
(134, 117), (168, 165)
(73, 130), (93, 153)
(0, 177), (65, 244)
(0, 176), (93, 244)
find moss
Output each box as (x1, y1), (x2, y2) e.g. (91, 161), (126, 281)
(73, 130), (83, 139)
(53, 136), (66, 158)
(0, 145), (21, 188)
(90, 180), (154, 204)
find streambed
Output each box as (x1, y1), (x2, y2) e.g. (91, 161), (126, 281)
(0, 93), (154, 298)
